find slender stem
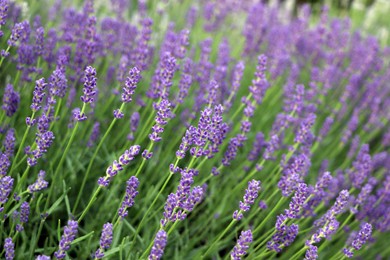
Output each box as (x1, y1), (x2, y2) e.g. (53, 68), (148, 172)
(78, 186), (103, 222)
(73, 103), (125, 213)
(129, 173), (174, 251)
(0, 46), (11, 68)
(202, 218), (238, 258)
(9, 112), (35, 176)
(44, 103), (86, 212)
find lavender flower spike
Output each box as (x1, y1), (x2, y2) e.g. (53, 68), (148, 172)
(94, 222), (113, 259)
(4, 237), (14, 260)
(304, 245), (318, 260)
(27, 170), (49, 193)
(121, 67), (141, 103)
(2, 84), (20, 117)
(118, 176), (140, 218)
(81, 66), (97, 104)
(343, 223), (372, 258)
(231, 229), (253, 260)
(30, 78), (47, 113)
(54, 220), (78, 259)
(233, 180), (261, 220)
(149, 230), (168, 260)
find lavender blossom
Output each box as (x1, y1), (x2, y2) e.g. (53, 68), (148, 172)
(0, 0), (8, 29)
(2, 84), (20, 117)
(4, 237), (14, 260)
(0, 176), (14, 205)
(94, 222), (113, 259)
(149, 230), (168, 260)
(98, 145), (140, 187)
(249, 54), (269, 104)
(233, 180), (261, 220)
(148, 99), (172, 143)
(304, 245), (318, 260)
(80, 66), (97, 104)
(54, 220), (78, 259)
(0, 153), (10, 176)
(285, 183), (309, 219)
(118, 176), (139, 218)
(343, 223), (372, 258)
(3, 128), (15, 158)
(27, 170), (49, 193)
(350, 144), (372, 188)
(20, 201), (30, 224)
(231, 229), (252, 260)
(30, 78), (47, 113)
(87, 122), (100, 147)
(7, 21), (26, 46)
(121, 67), (141, 103)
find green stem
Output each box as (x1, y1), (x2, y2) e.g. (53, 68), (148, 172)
(73, 103), (125, 214)
(78, 186), (103, 222)
(202, 217), (239, 258)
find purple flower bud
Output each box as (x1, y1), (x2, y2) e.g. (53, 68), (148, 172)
(0, 0), (9, 27)
(3, 128), (15, 158)
(80, 66), (97, 104)
(304, 245), (318, 260)
(149, 230), (167, 260)
(249, 54), (269, 104)
(87, 122), (100, 147)
(7, 21), (27, 46)
(2, 84), (20, 117)
(118, 176), (139, 218)
(94, 222), (113, 259)
(27, 170), (49, 193)
(20, 201), (29, 224)
(233, 180), (261, 220)
(54, 220), (78, 259)
(231, 229), (252, 260)
(0, 176), (14, 204)
(31, 78), (47, 112)
(0, 153), (10, 177)
(285, 183), (309, 219)
(4, 237), (14, 260)
(122, 67), (141, 103)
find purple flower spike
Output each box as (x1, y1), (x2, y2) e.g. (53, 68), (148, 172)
(231, 229), (252, 260)
(3, 128), (15, 158)
(121, 67), (141, 103)
(0, 153), (10, 176)
(4, 237), (14, 260)
(249, 54), (269, 104)
(304, 245), (318, 260)
(20, 201), (30, 224)
(7, 21), (26, 46)
(285, 183), (309, 219)
(30, 78), (47, 112)
(2, 84), (20, 117)
(80, 66), (97, 104)
(149, 230), (168, 260)
(28, 170), (49, 193)
(54, 220), (78, 259)
(351, 223), (372, 251)
(95, 222), (113, 259)
(149, 99), (172, 143)
(233, 180), (261, 220)
(0, 176), (14, 204)
(118, 176), (140, 218)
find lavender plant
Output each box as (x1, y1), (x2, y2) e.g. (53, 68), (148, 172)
(0, 1), (389, 259)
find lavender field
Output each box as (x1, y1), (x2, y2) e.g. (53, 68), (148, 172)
(0, 0), (389, 259)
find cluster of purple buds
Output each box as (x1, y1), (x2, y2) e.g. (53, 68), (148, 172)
(47, 68), (68, 105)
(98, 145), (140, 187)
(233, 180), (261, 220)
(176, 58), (193, 104)
(94, 222), (113, 259)
(2, 84), (20, 117)
(343, 223), (372, 258)
(27, 170), (49, 193)
(15, 201), (30, 232)
(149, 230), (167, 260)
(148, 99), (172, 144)
(0, 153), (10, 176)
(4, 237), (14, 260)
(54, 220), (78, 259)
(120, 67), (141, 103)
(127, 112), (140, 140)
(26, 115), (55, 167)
(74, 66), (97, 121)
(231, 229), (253, 260)
(249, 54), (269, 104)
(3, 128), (15, 158)
(29, 78), (47, 115)
(0, 176), (13, 212)
(267, 216), (299, 253)
(118, 176), (140, 218)
(161, 169), (204, 227)
(7, 21), (26, 47)
(177, 105), (227, 160)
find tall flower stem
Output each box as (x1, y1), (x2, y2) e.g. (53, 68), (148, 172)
(44, 103), (87, 212)
(72, 103), (125, 214)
